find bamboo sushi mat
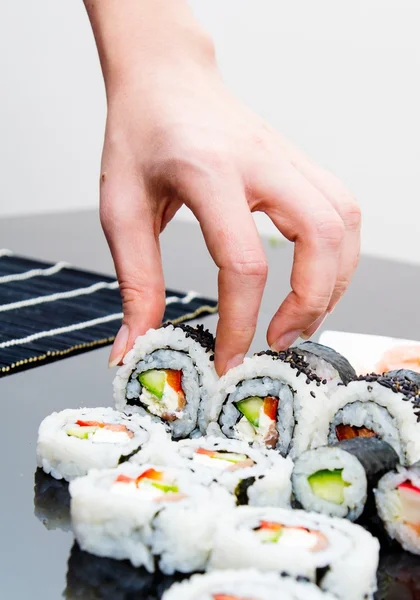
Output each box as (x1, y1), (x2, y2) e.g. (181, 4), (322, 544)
(0, 251), (218, 377)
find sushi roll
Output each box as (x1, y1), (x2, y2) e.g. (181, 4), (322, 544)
(293, 371), (420, 463)
(162, 569), (337, 600)
(132, 436), (293, 507)
(292, 341), (356, 393)
(113, 324), (217, 438)
(64, 542), (182, 600)
(205, 350), (329, 456)
(33, 468), (71, 531)
(292, 438), (399, 520)
(209, 506), (380, 600)
(375, 460), (420, 555)
(36, 407), (165, 481)
(70, 463), (234, 573)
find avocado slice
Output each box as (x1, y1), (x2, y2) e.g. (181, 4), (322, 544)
(236, 396), (263, 427)
(214, 451), (249, 463)
(66, 426), (98, 439)
(151, 482), (179, 494)
(308, 469), (350, 505)
(138, 369), (166, 399)
(256, 527), (283, 543)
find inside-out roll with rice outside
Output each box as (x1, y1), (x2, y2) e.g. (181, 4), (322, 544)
(36, 407), (165, 481)
(70, 463), (234, 574)
(209, 506), (380, 600)
(205, 350), (329, 456)
(292, 438), (399, 520)
(162, 570), (337, 600)
(375, 460), (420, 555)
(293, 370), (420, 464)
(114, 324), (217, 438)
(131, 435), (293, 507)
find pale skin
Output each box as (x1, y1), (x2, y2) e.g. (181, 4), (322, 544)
(83, 0), (361, 376)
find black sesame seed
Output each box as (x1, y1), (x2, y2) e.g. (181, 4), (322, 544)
(310, 391), (316, 398)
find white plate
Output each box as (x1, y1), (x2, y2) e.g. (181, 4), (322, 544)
(319, 330), (420, 375)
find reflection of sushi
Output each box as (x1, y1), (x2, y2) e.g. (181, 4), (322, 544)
(376, 551), (420, 600)
(37, 407), (165, 481)
(163, 569), (336, 600)
(375, 460), (420, 555)
(132, 435), (293, 507)
(70, 463), (234, 574)
(206, 350), (329, 456)
(114, 324), (217, 439)
(293, 371), (420, 464)
(33, 468), (71, 531)
(293, 342), (356, 391)
(292, 438), (399, 520)
(209, 506), (379, 600)
(65, 542), (182, 600)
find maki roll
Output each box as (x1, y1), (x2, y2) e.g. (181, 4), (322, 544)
(36, 408), (165, 481)
(70, 463), (234, 573)
(292, 438), (399, 520)
(132, 435), (293, 507)
(33, 468), (71, 531)
(292, 341), (356, 393)
(113, 324), (217, 438)
(375, 460), (420, 555)
(294, 371), (420, 464)
(209, 506), (380, 600)
(205, 350), (329, 456)
(162, 570), (337, 600)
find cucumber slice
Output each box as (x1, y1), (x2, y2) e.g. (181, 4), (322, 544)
(256, 527), (282, 543)
(66, 426), (98, 439)
(308, 469), (350, 505)
(151, 482), (179, 494)
(236, 396), (263, 427)
(138, 369), (166, 399)
(214, 451), (249, 463)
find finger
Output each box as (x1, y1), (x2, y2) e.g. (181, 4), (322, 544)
(100, 176), (166, 367)
(293, 158), (361, 319)
(183, 174), (268, 376)
(252, 165), (344, 350)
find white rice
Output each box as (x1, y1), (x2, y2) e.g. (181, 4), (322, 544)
(209, 506), (380, 600)
(162, 569), (337, 600)
(375, 462), (420, 555)
(70, 463), (234, 573)
(113, 325), (217, 438)
(131, 435), (293, 507)
(36, 407), (165, 482)
(292, 446), (367, 520)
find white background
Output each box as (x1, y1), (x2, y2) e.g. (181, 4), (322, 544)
(1, 1), (419, 264)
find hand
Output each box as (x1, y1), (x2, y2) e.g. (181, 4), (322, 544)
(85, 0), (361, 375)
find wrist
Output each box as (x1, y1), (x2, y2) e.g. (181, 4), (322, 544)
(84, 0), (216, 94)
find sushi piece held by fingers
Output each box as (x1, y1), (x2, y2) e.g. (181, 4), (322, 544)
(292, 341), (356, 392)
(292, 438), (399, 520)
(162, 569), (337, 600)
(70, 463), (234, 574)
(293, 371), (420, 463)
(113, 324), (217, 438)
(209, 506), (380, 600)
(205, 350), (329, 456)
(132, 435), (293, 507)
(375, 460), (420, 555)
(37, 408), (167, 481)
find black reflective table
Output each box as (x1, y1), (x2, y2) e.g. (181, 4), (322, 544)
(1, 210), (420, 599)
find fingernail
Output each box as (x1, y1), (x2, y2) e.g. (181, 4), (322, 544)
(271, 330), (302, 351)
(223, 353), (245, 375)
(108, 324), (129, 368)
